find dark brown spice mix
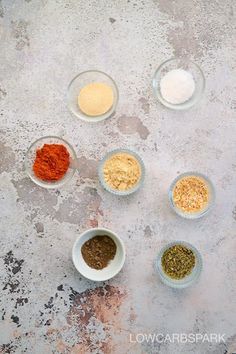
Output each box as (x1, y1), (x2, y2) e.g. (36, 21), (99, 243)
(81, 235), (117, 270)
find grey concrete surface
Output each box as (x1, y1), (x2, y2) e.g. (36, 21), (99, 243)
(0, 1), (236, 353)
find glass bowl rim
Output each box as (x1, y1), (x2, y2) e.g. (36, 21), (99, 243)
(98, 148), (145, 196)
(67, 69), (119, 123)
(152, 57), (205, 110)
(168, 171), (215, 219)
(25, 135), (77, 189)
(155, 240), (203, 289)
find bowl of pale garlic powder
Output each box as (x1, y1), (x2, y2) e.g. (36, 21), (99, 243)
(98, 148), (145, 196)
(67, 70), (119, 122)
(153, 58), (205, 110)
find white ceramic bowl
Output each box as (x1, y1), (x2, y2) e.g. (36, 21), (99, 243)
(72, 228), (126, 281)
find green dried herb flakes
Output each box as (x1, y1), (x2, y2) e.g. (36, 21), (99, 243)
(161, 245), (195, 279)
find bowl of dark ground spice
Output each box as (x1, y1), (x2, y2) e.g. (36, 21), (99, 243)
(72, 228), (125, 281)
(155, 241), (202, 289)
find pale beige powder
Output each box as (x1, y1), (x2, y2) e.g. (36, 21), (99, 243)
(78, 82), (113, 116)
(103, 153), (141, 191)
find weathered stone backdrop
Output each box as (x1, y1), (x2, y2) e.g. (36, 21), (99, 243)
(0, 1), (236, 353)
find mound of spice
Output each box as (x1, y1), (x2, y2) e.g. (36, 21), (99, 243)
(160, 68), (195, 104)
(103, 152), (141, 191)
(173, 175), (209, 213)
(78, 82), (114, 116)
(33, 144), (70, 181)
(162, 244), (195, 280)
(81, 235), (117, 270)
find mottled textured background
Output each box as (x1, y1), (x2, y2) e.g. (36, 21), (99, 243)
(0, 1), (236, 353)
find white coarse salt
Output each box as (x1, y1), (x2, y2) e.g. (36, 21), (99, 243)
(160, 68), (195, 105)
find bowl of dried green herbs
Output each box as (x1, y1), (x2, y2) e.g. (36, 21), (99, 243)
(155, 241), (202, 288)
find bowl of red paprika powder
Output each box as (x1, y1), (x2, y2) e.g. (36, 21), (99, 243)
(25, 136), (77, 189)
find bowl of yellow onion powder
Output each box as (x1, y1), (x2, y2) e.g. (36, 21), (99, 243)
(67, 70), (119, 122)
(169, 172), (215, 219)
(98, 149), (145, 196)
(156, 241), (202, 289)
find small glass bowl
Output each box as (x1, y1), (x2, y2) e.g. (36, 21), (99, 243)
(153, 58), (205, 110)
(25, 136), (77, 189)
(67, 70), (119, 122)
(169, 172), (215, 219)
(155, 241), (203, 289)
(98, 148), (145, 196)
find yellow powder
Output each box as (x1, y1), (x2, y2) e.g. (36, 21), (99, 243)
(173, 175), (209, 213)
(103, 153), (141, 191)
(78, 82), (114, 116)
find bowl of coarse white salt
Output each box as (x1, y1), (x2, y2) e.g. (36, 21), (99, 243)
(153, 58), (205, 110)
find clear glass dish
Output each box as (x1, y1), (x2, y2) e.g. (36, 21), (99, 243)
(168, 172), (215, 219)
(67, 70), (119, 122)
(153, 58), (205, 110)
(98, 148), (145, 196)
(25, 136), (77, 189)
(155, 241), (203, 289)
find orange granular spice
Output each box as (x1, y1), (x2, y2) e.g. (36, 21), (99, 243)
(173, 176), (209, 213)
(33, 144), (70, 181)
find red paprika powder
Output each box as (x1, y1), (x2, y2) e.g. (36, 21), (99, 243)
(33, 144), (70, 181)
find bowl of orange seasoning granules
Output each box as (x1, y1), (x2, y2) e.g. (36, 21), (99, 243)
(25, 136), (77, 189)
(168, 172), (215, 219)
